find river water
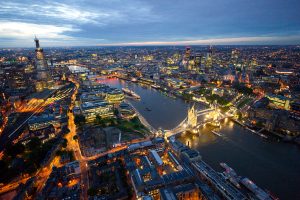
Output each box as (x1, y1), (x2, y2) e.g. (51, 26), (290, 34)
(102, 78), (300, 200)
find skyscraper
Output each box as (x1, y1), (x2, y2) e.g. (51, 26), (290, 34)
(35, 36), (48, 78)
(184, 47), (191, 61)
(183, 46), (191, 69)
(205, 45), (213, 67)
(34, 36), (53, 92)
(194, 53), (202, 72)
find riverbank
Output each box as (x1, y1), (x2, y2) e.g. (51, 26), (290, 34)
(101, 77), (300, 199)
(117, 77), (297, 142)
(232, 118), (300, 145)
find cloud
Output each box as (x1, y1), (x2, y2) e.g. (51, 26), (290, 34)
(0, 0), (298, 47)
(0, 2), (116, 25)
(0, 21), (79, 40)
(97, 35), (300, 46)
(0, 1), (157, 25)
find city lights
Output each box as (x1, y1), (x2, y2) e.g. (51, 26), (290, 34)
(0, 1), (299, 199)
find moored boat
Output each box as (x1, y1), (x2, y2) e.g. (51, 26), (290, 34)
(122, 88), (141, 99)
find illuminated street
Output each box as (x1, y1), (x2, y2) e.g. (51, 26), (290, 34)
(35, 156), (62, 193)
(64, 78), (90, 200)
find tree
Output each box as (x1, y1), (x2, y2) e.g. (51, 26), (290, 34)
(62, 139), (68, 148)
(182, 92), (193, 100)
(26, 137), (41, 151)
(74, 114), (86, 126)
(0, 160), (8, 174)
(0, 160), (10, 183)
(6, 142), (25, 157)
(62, 127), (70, 134)
(94, 116), (117, 127)
(256, 121), (264, 127)
(87, 188), (98, 196)
(94, 115), (103, 126)
(233, 83), (253, 95)
(114, 109), (119, 116)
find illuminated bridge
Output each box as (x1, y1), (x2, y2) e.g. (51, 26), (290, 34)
(163, 102), (235, 138)
(127, 100), (234, 138)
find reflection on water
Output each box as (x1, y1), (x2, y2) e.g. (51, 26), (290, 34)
(103, 78), (300, 200)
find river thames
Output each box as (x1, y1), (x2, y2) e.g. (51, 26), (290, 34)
(102, 78), (300, 200)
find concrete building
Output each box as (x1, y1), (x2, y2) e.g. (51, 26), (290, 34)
(266, 94), (290, 110)
(28, 114), (58, 131)
(159, 183), (202, 200)
(80, 101), (114, 122)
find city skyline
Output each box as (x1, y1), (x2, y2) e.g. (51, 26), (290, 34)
(1, 0), (300, 47)
(1, 1), (300, 199)
(1, 36), (300, 200)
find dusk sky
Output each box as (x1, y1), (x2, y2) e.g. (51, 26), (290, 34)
(1, 0), (300, 47)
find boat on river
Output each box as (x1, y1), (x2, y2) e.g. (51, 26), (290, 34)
(151, 84), (161, 89)
(220, 163), (241, 188)
(122, 88), (141, 99)
(207, 120), (221, 127)
(211, 130), (222, 137)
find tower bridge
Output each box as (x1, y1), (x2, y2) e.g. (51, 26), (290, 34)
(163, 101), (234, 138)
(127, 99), (233, 138)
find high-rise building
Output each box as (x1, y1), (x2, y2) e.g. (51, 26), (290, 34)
(34, 36), (53, 92)
(183, 47), (191, 69)
(35, 36), (47, 77)
(231, 49), (240, 66)
(194, 53), (202, 72)
(205, 45), (213, 67)
(184, 47), (191, 61)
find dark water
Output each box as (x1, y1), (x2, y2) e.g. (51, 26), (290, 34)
(103, 78), (300, 200)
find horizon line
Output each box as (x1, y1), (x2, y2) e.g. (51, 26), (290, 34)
(96, 36), (300, 47)
(1, 43), (300, 49)
(1, 35), (300, 48)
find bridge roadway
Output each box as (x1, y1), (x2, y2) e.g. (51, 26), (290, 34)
(165, 113), (232, 138)
(123, 100), (229, 138)
(197, 108), (214, 116)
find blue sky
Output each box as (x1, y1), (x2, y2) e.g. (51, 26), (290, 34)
(0, 0), (300, 47)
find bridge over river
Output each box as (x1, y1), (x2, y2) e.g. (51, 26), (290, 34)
(127, 99), (234, 138)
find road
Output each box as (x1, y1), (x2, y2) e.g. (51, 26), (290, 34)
(0, 177), (30, 195)
(0, 153), (62, 196)
(65, 78), (90, 200)
(0, 112), (34, 151)
(0, 84), (76, 196)
(0, 85), (74, 152)
(0, 114), (8, 136)
(65, 79), (132, 199)
(36, 155), (63, 191)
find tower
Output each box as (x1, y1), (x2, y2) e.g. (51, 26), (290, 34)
(183, 47), (191, 68)
(205, 45), (213, 68)
(184, 47), (191, 61)
(35, 36), (47, 72)
(231, 49), (240, 66)
(211, 100), (219, 121)
(34, 36), (53, 92)
(194, 53), (202, 72)
(34, 36), (40, 48)
(188, 104), (197, 127)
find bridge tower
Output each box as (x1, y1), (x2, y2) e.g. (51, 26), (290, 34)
(209, 100), (220, 121)
(188, 104), (197, 127)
